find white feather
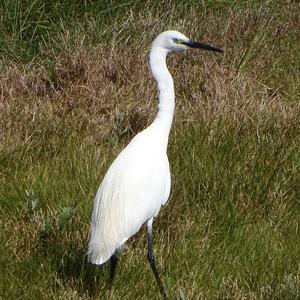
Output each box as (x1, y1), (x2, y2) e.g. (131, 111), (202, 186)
(88, 124), (171, 264)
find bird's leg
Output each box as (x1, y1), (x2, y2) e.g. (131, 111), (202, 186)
(109, 253), (118, 286)
(147, 218), (167, 298)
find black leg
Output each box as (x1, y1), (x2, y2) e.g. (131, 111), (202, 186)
(147, 218), (167, 298)
(109, 253), (118, 285)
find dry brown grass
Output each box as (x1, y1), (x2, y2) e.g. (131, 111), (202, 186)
(1, 51), (298, 161)
(1, 3), (298, 147)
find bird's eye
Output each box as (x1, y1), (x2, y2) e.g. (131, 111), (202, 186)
(173, 38), (181, 44)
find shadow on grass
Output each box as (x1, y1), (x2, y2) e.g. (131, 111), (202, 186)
(59, 249), (105, 297)
(39, 229), (109, 298)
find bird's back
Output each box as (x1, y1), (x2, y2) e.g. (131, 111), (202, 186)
(88, 127), (171, 264)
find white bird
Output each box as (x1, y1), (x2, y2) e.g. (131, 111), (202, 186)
(88, 30), (222, 297)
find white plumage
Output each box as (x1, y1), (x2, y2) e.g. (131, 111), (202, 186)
(89, 125), (171, 264)
(87, 30), (222, 296)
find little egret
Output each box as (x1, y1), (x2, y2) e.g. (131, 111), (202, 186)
(88, 30), (222, 297)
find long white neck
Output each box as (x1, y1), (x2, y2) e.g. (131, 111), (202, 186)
(149, 46), (175, 144)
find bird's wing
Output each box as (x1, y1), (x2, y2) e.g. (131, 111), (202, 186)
(89, 132), (170, 264)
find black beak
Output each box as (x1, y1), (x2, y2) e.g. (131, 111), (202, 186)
(182, 40), (223, 53)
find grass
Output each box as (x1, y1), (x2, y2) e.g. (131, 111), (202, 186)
(0, 0), (300, 299)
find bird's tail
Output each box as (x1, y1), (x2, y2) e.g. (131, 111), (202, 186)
(88, 237), (113, 265)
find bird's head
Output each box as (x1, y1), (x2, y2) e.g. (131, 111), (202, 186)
(151, 30), (223, 53)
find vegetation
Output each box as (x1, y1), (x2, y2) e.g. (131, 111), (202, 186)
(0, 1), (299, 299)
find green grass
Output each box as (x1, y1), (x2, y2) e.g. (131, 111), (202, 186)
(0, 0), (300, 299)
